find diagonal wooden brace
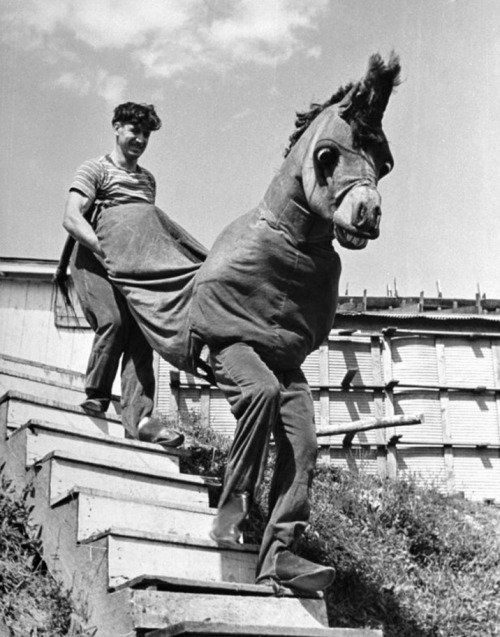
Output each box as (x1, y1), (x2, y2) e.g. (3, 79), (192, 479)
(316, 412), (424, 438)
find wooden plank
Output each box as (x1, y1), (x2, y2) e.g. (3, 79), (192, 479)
(45, 451), (211, 506)
(491, 342), (500, 446)
(10, 419), (181, 475)
(148, 621), (382, 636)
(1, 391), (124, 437)
(370, 336), (385, 448)
(316, 413), (423, 438)
(72, 488), (215, 542)
(115, 574), (319, 598)
(105, 531), (257, 589)
(381, 334), (397, 479)
(126, 589), (329, 632)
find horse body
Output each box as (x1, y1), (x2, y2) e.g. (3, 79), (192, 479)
(190, 202), (340, 371)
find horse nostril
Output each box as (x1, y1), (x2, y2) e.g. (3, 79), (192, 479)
(353, 203), (367, 228)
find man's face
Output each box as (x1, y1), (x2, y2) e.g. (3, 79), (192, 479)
(114, 121), (151, 160)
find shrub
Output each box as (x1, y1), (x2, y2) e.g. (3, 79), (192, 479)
(156, 413), (500, 636)
(0, 471), (74, 636)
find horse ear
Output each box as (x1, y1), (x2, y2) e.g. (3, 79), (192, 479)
(337, 85), (359, 121)
(359, 52), (401, 121)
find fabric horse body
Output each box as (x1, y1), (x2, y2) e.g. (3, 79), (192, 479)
(98, 67), (394, 374)
(95, 54), (401, 592)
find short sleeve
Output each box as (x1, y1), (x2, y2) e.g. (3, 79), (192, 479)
(144, 168), (156, 204)
(69, 158), (104, 202)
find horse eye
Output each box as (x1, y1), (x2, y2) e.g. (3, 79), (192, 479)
(315, 146), (339, 167)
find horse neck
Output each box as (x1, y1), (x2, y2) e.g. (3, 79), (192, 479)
(261, 111), (339, 244)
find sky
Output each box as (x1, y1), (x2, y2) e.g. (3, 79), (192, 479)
(1, 0), (500, 299)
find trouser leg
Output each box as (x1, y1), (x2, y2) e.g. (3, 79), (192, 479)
(71, 245), (125, 411)
(209, 344), (317, 558)
(70, 244), (155, 435)
(120, 316), (155, 436)
(209, 343), (280, 541)
(256, 367), (317, 580)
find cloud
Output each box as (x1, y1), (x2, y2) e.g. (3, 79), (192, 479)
(1, 0), (329, 94)
(55, 69), (127, 104)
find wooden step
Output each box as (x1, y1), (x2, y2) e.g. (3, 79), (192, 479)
(0, 370), (86, 407)
(0, 354), (86, 390)
(52, 486), (216, 542)
(115, 574), (321, 598)
(22, 466), (333, 637)
(147, 622), (382, 636)
(86, 527), (258, 589)
(6, 419), (182, 484)
(0, 354), (121, 416)
(35, 449), (213, 507)
(0, 390), (124, 441)
(107, 581), (330, 634)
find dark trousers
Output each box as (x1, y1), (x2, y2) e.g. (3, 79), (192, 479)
(210, 342), (317, 580)
(70, 244), (155, 436)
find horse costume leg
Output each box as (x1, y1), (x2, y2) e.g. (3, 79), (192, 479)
(256, 367), (316, 568)
(209, 342), (279, 542)
(255, 367), (334, 592)
(209, 343), (334, 591)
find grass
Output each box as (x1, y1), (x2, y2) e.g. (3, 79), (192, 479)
(175, 412), (500, 637)
(305, 466), (500, 637)
(0, 470), (74, 637)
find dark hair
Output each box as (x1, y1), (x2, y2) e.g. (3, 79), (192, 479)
(112, 102), (162, 132)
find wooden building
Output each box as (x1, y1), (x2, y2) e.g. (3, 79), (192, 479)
(1, 256), (500, 502)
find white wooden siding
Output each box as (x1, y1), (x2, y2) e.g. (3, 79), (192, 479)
(0, 279), (91, 373)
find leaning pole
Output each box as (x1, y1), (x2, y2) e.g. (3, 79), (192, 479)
(315, 413), (425, 437)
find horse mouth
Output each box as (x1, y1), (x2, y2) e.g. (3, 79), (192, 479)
(334, 226), (369, 250)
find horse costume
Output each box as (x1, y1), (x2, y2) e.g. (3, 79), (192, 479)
(91, 53), (401, 592)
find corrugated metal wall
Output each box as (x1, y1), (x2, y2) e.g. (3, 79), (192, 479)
(2, 274), (499, 501)
(157, 329), (500, 502)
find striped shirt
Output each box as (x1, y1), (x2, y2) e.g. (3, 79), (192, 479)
(69, 154), (156, 210)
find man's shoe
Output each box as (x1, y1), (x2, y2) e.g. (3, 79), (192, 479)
(137, 416), (184, 448)
(257, 550), (335, 593)
(209, 492), (249, 548)
(80, 398), (106, 414)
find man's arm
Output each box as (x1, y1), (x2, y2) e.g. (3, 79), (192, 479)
(63, 190), (105, 258)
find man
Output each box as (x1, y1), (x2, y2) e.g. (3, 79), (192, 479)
(62, 102), (183, 447)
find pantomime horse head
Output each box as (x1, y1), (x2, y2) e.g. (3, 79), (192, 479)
(96, 53), (401, 379)
(283, 51), (399, 250)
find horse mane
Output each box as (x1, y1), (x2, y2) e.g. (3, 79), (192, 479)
(284, 52), (401, 157)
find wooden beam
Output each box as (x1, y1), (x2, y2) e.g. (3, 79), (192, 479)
(316, 412), (424, 438)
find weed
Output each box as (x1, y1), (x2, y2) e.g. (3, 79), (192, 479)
(0, 472), (76, 636)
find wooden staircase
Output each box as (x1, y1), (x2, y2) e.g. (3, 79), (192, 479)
(0, 358), (382, 637)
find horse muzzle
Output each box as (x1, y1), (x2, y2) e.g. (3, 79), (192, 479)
(333, 184), (382, 250)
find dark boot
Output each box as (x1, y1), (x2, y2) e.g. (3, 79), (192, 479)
(209, 492), (250, 547)
(257, 550), (335, 593)
(137, 416), (184, 448)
